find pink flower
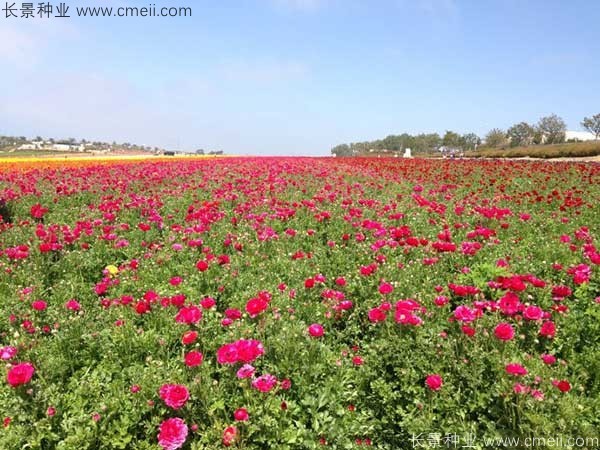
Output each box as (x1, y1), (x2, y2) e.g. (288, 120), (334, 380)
(245, 297), (269, 318)
(174, 306), (202, 324)
(434, 296), (449, 307)
(181, 330), (198, 345)
(541, 354), (556, 365)
(367, 307), (386, 323)
(222, 426), (238, 447)
(425, 374), (443, 391)
(0, 346), (17, 361)
(217, 343), (239, 364)
(6, 363), (35, 387)
(184, 351), (203, 367)
(513, 383), (530, 394)
(308, 323), (324, 338)
(453, 305), (476, 323)
(200, 297), (216, 309)
(523, 305), (543, 321)
(539, 321), (556, 339)
(158, 417), (188, 450)
(252, 374), (278, 393)
(236, 364), (256, 379)
(65, 299), (81, 311)
(378, 282), (394, 295)
(233, 408), (249, 421)
(505, 363), (528, 376)
(531, 389), (544, 401)
(217, 340), (264, 365)
(159, 384), (189, 409)
(31, 300), (47, 311)
(494, 322), (515, 341)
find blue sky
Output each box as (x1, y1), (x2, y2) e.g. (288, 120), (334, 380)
(1, 0), (599, 155)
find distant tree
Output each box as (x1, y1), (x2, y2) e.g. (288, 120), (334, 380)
(537, 114), (566, 144)
(331, 144), (353, 157)
(195, 148), (205, 155)
(507, 122), (535, 147)
(461, 133), (481, 150)
(484, 129), (507, 148)
(581, 113), (600, 140)
(413, 133), (441, 153)
(442, 131), (462, 148)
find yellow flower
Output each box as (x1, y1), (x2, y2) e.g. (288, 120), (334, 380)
(106, 265), (119, 276)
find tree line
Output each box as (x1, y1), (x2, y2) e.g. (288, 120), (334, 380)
(331, 113), (600, 156)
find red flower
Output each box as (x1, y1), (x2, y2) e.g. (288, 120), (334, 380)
(368, 307), (387, 323)
(184, 351), (203, 367)
(539, 321), (556, 339)
(378, 282), (393, 295)
(308, 323), (324, 338)
(158, 417), (188, 450)
(245, 297), (269, 318)
(252, 374), (277, 392)
(195, 260), (209, 272)
(181, 330), (198, 345)
(553, 379), (571, 393)
(494, 322), (515, 341)
(158, 384), (189, 409)
(233, 408), (249, 421)
(425, 374), (443, 391)
(222, 426), (238, 447)
(6, 363), (35, 387)
(175, 306), (202, 324)
(65, 299), (81, 311)
(30, 203), (48, 219)
(31, 300), (47, 311)
(505, 363), (528, 376)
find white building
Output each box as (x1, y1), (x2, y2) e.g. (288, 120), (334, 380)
(566, 131), (596, 141)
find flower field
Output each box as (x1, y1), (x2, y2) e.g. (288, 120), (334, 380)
(0, 157), (599, 449)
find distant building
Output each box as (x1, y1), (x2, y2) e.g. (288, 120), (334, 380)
(565, 131), (596, 142)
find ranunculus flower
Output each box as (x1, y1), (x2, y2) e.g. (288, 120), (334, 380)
(200, 297), (216, 309)
(6, 363), (35, 387)
(553, 379), (571, 393)
(245, 297), (269, 318)
(378, 282), (394, 295)
(252, 374), (278, 393)
(236, 364), (256, 379)
(0, 346), (17, 361)
(175, 306), (202, 324)
(184, 351), (203, 367)
(235, 339), (265, 363)
(233, 408), (249, 421)
(65, 299), (81, 311)
(159, 384), (189, 409)
(425, 374), (443, 391)
(367, 307), (386, 323)
(32, 300), (47, 311)
(494, 322), (515, 341)
(222, 426), (238, 447)
(181, 330), (198, 345)
(523, 305), (543, 321)
(158, 417), (188, 450)
(195, 260), (209, 272)
(308, 323), (324, 338)
(452, 305), (476, 323)
(539, 321), (556, 338)
(505, 363), (528, 376)
(541, 354), (556, 365)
